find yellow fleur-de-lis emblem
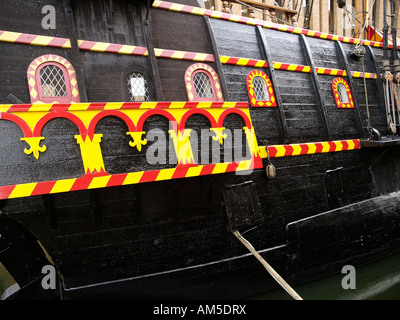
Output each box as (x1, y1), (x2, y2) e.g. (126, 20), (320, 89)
(21, 136), (47, 160)
(210, 127), (227, 145)
(127, 131), (147, 152)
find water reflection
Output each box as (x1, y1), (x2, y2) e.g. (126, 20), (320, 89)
(250, 253), (400, 300)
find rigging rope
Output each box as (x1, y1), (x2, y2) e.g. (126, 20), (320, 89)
(383, 71), (397, 134)
(351, 0), (398, 137)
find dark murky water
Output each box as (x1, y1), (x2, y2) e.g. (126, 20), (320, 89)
(250, 253), (400, 300)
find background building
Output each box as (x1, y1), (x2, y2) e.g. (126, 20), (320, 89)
(202, 0), (400, 41)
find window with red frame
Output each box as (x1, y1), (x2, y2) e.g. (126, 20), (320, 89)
(332, 77), (354, 109)
(27, 54), (80, 103)
(246, 70), (277, 107)
(184, 63), (223, 102)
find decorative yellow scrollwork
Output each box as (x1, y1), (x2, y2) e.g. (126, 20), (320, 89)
(127, 131), (147, 152)
(243, 127), (260, 158)
(169, 129), (195, 165)
(75, 134), (106, 174)
(210, 127), (227, 145)
(21, 137), (47, 160)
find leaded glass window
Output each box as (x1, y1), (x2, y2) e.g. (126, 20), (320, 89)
(193, 72), (213, 99)
(40, 65), (68, 97)
(253, 76), (270, 101)
(127, 72), (149, 102)
(337, 83), (349, 103)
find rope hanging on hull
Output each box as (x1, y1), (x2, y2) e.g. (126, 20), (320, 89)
(232, 230), (303, 300)
(383, 71), (397, 134)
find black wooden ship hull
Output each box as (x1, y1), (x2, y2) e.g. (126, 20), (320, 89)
(1, 0), (400, 300)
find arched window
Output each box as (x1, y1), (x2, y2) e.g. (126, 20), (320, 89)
(27, 54), (80, 103)
(246, 70), (277, 107)
(185, 63), (223, 102)
(127, 72), (149, 102)
(332, 78), (354, 108)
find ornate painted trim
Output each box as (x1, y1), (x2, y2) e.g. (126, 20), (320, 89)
(246, 70), (277, 107)
(184, 63), (224, 102)
(27, 54), (80, 103)
(152, 1), (386, 49)
(273, 62), (311, 73)
(332, 77), (354, 109)
(0, 138), (362, 200)
(0, 101), (259, 197)
(351, 71), (378, 79)
(0, 28), (383, 80)
(220, 56), (268, 68)
(0, 158), (261, 200)
(258, 139), (361, 158)
(0, 30), (71, 48)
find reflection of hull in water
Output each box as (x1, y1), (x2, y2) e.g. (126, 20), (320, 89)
(1, 0), (400, 299)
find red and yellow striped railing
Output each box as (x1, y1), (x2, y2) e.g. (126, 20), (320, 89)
(258, 139), (361, 158)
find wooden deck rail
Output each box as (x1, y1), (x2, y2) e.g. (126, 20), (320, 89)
(222, 0), (298, 24)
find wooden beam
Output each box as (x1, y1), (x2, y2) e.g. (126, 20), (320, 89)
(299, 34), (331, 141)
(224, 0), (297, 15)
(366, 45), (386, 115)
(203, 16), (230, 101)
(142, 7), (164, 101)
(256, 25), (290, 143)
(62, 0), (88, 102)
(335, 41), (365, 139)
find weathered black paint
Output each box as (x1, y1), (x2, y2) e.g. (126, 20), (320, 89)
(0, 0), (400, 300)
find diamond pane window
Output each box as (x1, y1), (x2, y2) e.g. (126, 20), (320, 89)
(337, 83), (349, 104)
(332, 78), (354, 108)
(246, 70), (277, 107)
(127, 72), (149, 102)
(253, 76), (270, 101)
(193, 72), (213, 99)
(28, 55), (80, 103)
(185, 63), (224, 102)
(40, 65), (68, 97)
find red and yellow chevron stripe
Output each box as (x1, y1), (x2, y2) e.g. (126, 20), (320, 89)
(0, 101), (248, 113)
(152, 1), (385, 49)
(0, 100), (262, 199)
(220, 56), (268, 68)
(258, 139), (361, 158)
(273, 62), (311, 73)
(0, 138), (362, 200)
(78, 40), (215, 62)
(0, 30), (71, 48)
(0, 159), (260, 200)
(351, 71), (378, 79)
(0, 28), (386, 80)
(154, 48), (214, 62)
(77, 40), (149, 56)
(316, 68), (347, 76)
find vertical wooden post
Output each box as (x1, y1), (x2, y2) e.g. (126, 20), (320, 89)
(366, 45), (387, 115)
(142, 4), (164, 101)
(256, 25), (290, 143)
(299, 34), (331, 141)
(62, 0), (88, 102)
(335, 41), (366, 138)
(203, 16), (230, 102)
